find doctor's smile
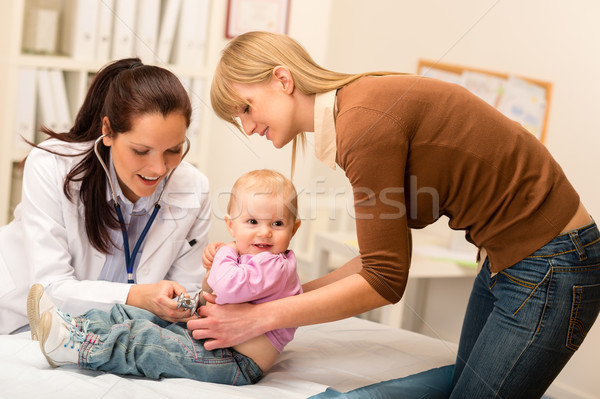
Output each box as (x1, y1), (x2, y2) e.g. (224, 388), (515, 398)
(103, 112), (188, 203)
(139, 175), (161, 183)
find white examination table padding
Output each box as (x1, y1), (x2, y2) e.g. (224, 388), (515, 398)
(0, 317), (456, 398)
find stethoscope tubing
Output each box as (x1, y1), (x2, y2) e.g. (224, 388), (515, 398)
(93, 134), (190, 283)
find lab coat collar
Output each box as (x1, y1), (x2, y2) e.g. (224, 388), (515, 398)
(159, 162), (202, 209)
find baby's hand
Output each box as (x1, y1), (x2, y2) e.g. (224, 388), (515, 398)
(225, 241), (238, 252)
(202, 241), (224, 270)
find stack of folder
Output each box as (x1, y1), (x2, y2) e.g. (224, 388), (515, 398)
(57, 0), (211, 65)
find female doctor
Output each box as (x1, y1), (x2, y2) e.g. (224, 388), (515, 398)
(0, 58), (211, 335)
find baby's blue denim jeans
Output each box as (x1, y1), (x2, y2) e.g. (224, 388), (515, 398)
(452, 221), (600, 398)
(72, 304), (263, 385)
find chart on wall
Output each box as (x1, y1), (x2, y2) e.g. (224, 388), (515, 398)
(418, 60), (551, 143)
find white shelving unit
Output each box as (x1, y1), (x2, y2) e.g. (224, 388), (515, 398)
(0, 0), (229, 225)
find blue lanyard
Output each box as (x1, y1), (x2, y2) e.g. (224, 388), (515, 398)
(93, 134), (191, 284)
(114, 202), (161, 284)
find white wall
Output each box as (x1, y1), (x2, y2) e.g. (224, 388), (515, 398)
(324, 0), (600, 218)
(322, 1), (600, 397)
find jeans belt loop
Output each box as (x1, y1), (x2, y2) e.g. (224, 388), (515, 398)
(569, 231), (587, 261)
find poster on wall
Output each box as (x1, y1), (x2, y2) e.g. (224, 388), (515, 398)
(225, 0), (291, 38)
(418, 60), (551, 142)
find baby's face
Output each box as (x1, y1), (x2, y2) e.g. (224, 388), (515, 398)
(226, 192), (299, 256)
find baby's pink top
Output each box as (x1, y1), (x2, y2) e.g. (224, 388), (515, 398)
(207, 246), (302, 352)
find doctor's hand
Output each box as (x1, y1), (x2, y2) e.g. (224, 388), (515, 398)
(187, 296), (266, 350)
(127, 280), (196, 323)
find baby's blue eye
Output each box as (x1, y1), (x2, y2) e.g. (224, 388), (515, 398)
(273, 221), (284, 227)
(247, 219), (258, 225)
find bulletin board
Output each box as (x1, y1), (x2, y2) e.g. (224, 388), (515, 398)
(417, 59), (552, 143)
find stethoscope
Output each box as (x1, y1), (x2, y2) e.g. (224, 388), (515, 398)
(93, 135), (190, 283)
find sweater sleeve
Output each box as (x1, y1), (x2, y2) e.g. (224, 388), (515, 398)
(207, 247), (291, 304)
(336, 106), (411, 304)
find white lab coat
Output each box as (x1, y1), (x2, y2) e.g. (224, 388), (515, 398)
(0, 140), (211, 334)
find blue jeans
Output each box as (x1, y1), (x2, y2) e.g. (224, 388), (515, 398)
(308, 365), (454, 398)
(452, 221), (600, 398)
(73, 304), (262, 385)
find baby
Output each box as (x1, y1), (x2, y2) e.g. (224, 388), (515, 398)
(27, 169), (302, 385)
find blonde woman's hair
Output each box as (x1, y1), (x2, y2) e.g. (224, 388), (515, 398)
(228, 169), (299, 221)
(211, 31), (403, 172)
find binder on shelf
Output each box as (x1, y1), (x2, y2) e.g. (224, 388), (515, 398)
(134, 0), (161, 63)
(48, 69), (72, 133)
(36, 69), (60, 139)
(156, 0), (183, 64)
(111, 0), (138, 60)
(95, 0), (115, 62)
(22, 6), (59, 54)
(60, 0), (100, 60)
(14, 68), (37, 150)
(172, 0), (210, 66)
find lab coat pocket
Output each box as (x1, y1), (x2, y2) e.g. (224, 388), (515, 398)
(174, 238), (198, 258)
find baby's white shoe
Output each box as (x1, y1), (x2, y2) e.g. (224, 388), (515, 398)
(26, 283), (55, 341)
(38, 308), (88, 367)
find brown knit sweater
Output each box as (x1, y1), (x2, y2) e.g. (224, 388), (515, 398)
(334, 75), (579, 303)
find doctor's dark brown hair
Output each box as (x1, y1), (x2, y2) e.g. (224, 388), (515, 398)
(38, 58), (192, 253)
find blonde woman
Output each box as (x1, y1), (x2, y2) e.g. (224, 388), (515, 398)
(189, 31), (600, 398)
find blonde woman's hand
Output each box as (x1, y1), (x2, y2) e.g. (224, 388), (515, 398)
(187, 297), (266, 350)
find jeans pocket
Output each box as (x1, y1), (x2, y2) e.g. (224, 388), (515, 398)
(498, 266), (550, 318)
(566, 283), (600, 351)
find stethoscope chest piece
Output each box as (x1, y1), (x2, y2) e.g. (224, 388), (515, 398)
(176, 291), (202, 316)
